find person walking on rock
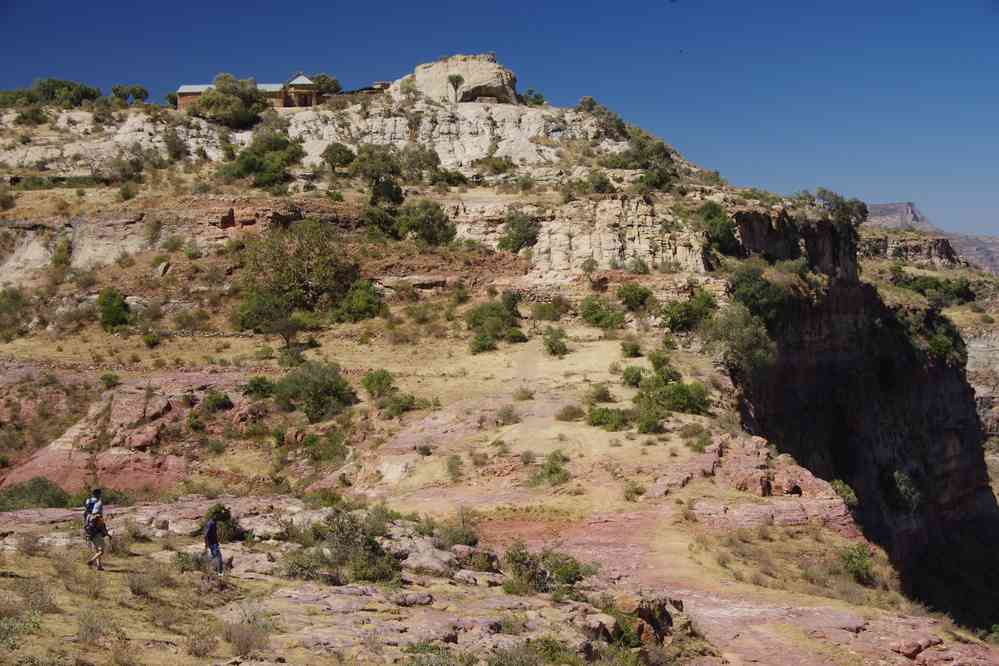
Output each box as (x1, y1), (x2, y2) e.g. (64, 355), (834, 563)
(204, 506), (226, 576)
(84, 489), (109, 570)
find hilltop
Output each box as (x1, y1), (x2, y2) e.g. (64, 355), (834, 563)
(0, 54), (998, 665)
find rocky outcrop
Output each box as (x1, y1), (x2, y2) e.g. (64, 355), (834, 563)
(389, 53), (519, 105)
(867, 202), (999, 275)
(858, 234), (963, 267)
(733, 209), (859, 281)
(452, 196), (706, 281)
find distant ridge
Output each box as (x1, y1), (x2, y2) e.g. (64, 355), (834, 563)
(867, 202), (999, 275)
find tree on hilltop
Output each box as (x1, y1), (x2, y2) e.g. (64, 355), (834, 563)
(189, 73), (269, 130)
(448, 74), (464, 103)
(311, 73), (342, 96)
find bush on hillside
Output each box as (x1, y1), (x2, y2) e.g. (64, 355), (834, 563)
(661, 287), (718, 332)
(97, 288), (129, 331)
(497, 211), (541, 253)
(219, 129), (305, 188)
(579, 296), (625, 330)
(617, 283), (653, 312)
(273, 361), (358, 423)
(702, 303), (775, 381)
(332, 280), (386, 322)
(395, 200), (455, 245)
(696, 201), (740, 256)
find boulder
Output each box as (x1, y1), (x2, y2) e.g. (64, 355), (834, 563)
(391, 54), (519, 105)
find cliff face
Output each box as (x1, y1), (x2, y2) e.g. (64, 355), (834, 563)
(733, 213), (999, 626)
(452, 196), (707, 281)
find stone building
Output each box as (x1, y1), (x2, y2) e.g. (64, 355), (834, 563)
(176, 74), (321, 111)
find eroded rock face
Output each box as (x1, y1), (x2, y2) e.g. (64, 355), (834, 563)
(389, 53), (519, 105)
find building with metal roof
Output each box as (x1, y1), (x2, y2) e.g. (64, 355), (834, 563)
(176, 74), (323, 111)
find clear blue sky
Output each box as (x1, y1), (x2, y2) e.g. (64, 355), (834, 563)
(1, 1), (997, 234)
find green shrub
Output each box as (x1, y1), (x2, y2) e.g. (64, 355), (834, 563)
(661, 287), (717, 332)
(502, 540), (595, 595)
(218, 129), (305, 188)
(579, 296), (625, 329)
(396, 200), (455, 245)
(497, 211), (541, 253)
(647, 351), (681, 381)
(466, 300), (518, 339)
(470, 332), (497, 354)
(362, 369), (396, 399)
(505, 328), (528, 343)
(97, 288), (129, 330)
(728, 261), (798, 332)
(627, 257), (651, 275)
(273, 361), (358, 423)
(141, 330), (161, 348)
(531, 296), (571, 321)
(622, 366), (645, 387)
(284, 509), (400, 583)
(696, 202), (740, 256)
(0, 477), (70, 512)
(636, 377), (709, 417)
(528, 450), (571, 486)
(831, 479), (858, 509)
(587, 407), (631, 431)
(0, 287), (29, 342)
(840, 544), (876, 586)
(702, 303), (775, 381)
(617, 283), (653, 311)
(621, 339), (642, 358)
(542, 326), (569, 357)
(242, 376), (275, 398)
(202, 390), (233, 413)
(332, 280), (385, 322)
(888, 265), (975, 307)
(100, 372), (121, 390)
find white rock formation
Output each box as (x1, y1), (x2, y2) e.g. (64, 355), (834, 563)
(388, 53), (518, 105)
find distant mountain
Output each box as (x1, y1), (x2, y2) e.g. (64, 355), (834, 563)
(866, 202), (999, 275)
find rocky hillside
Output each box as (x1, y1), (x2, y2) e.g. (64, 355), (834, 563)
(868, 202), (999, 275)
(1, 54), (998, 665)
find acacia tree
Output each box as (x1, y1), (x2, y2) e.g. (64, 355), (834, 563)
(447, 74), (464, 103)
(350, 144), (404, 206)
(242, 219), (359, 311)
(190, 73), (269, 129)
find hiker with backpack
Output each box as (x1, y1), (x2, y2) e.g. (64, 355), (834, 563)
(204, 505), (227, 576)
(83, 489), (109, 570)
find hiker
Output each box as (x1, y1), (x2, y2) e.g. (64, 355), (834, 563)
(204, 506), (226, 576)
(84, 490), (109, 570)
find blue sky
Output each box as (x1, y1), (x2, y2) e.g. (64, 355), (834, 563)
(1, 1), (997, 234)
